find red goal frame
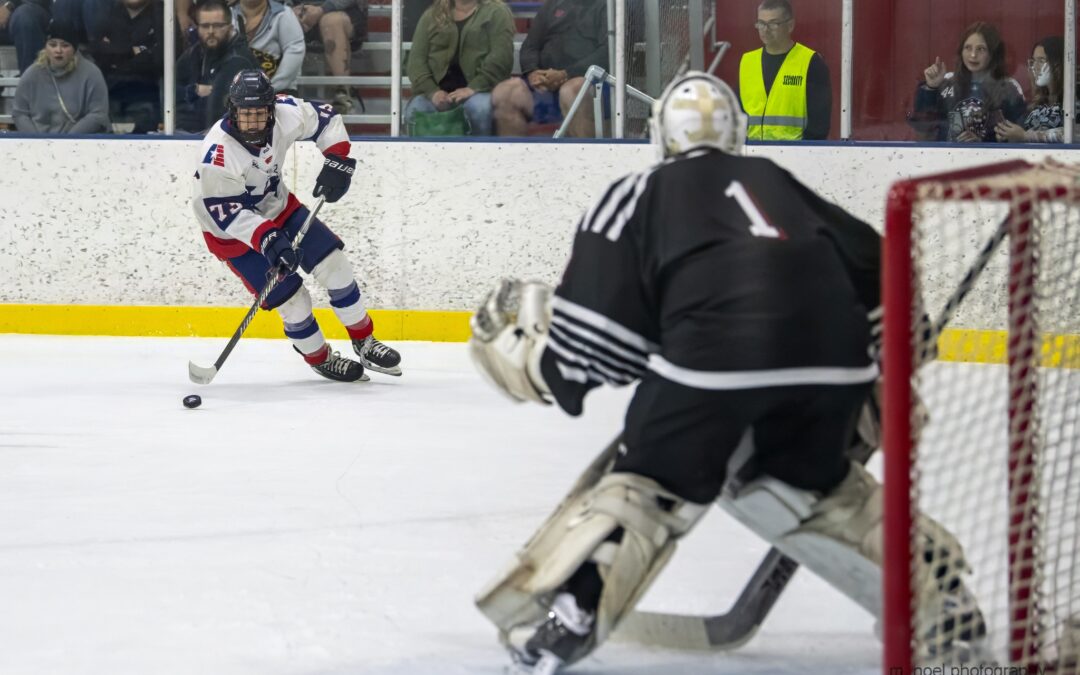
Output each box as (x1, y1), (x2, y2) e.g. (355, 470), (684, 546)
(880, 159), (1076, 674)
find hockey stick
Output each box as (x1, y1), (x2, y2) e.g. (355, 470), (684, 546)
(613, 218), (1010, 651)
(188, 197), (326, 385)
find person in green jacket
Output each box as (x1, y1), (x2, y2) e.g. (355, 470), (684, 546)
(405, 0), (513, 135)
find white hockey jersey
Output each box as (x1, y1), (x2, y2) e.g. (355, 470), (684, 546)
(191, 95), (351, 258)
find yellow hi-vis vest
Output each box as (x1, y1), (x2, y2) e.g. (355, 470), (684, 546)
(739, 43), (815, 141)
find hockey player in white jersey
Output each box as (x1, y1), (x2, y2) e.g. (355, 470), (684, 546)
(468, 72), (985, 673)
(192, 69), (401, 382)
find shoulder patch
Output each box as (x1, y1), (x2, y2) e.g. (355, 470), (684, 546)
(202, 143), (226, 167)
(275, 95), (298, 107)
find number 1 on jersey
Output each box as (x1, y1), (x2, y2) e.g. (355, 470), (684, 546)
(725, 180), (782, 238)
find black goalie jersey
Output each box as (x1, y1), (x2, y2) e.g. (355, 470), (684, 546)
(540, 148), (882, 416)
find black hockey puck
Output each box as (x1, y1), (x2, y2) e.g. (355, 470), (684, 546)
(182, 394), (202, 409)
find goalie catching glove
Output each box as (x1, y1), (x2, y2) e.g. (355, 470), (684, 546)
(468, 279), (554, 405)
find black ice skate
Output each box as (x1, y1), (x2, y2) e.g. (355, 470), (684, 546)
(351, 335), (402, 376)
(299, 346), (369, 382)
(513, 592), (596, 674)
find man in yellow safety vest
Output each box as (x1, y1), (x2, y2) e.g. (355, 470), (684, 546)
(738, 0), (831, 140)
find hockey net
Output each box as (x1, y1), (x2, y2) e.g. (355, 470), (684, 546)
(882, 159), (1080, 674)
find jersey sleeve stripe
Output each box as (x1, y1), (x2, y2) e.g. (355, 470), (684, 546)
(554, 360), (595, 384)
(551, 296), (658, 353)
(545, 337), (637, 385)
(549, 323), (645, 379)
(550, 318), (648, 368)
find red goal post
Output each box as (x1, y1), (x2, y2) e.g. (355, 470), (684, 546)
(882, 159), (1080, 674)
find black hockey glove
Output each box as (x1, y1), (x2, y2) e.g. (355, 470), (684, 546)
(313, 154), (356, 203)
(260, 228), (300, 277)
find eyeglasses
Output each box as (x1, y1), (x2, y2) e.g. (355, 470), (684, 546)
(754, 18), (790, 31)
(1027, 57), (1049, 69)
(197, 21), (230, 30)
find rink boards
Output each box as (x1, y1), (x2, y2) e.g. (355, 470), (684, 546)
(0, 137), (1075, 363)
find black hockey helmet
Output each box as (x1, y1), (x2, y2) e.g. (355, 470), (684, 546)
(228, 69), (276, 145)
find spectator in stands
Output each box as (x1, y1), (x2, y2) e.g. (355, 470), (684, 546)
(51, 0), (115, 45)
(490, 0), (607, 137)
(405, 0), (513, 136)
(0, 0), (50, 74)
(737, 0), (831, 141)
(91, 0), (165, 133)
(995, 36), (1070, 144)
(289, 0), (367, 114)
(175, 0), (256, 132)
(236, 0), (305, 93)
(910, 22), (1025, 143)
(12, 19), (109, 132)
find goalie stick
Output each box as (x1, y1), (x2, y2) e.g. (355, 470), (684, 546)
(188, 197), (326, 385)
(613, 215), (1009, 651)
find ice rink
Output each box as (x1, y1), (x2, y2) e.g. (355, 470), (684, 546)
(0, 335), (880, 675)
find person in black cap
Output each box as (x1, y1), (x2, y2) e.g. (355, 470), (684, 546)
(12, 19), (111, 133)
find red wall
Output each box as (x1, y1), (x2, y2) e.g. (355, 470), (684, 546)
(713, 0), (1066, 140)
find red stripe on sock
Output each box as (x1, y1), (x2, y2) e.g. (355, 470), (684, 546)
(345, 315), (373, 341)
(301, 344), (329, 365)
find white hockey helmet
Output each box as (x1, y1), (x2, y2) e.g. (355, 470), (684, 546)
(649, 71), (747, 159)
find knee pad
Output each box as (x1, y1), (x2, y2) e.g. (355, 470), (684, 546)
(476, 471), (708, 650)
(310, 248), (354, 292)
(276, 284), (314, 325)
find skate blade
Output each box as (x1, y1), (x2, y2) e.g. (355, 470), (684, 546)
(503, 654), (561, 675)
(360, 362), (401, 377)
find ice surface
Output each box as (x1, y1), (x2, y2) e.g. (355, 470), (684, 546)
(0, 335), (878, 674)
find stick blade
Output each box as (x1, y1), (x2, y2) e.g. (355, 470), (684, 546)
(613, 610), (715, 650)
(188, 361), (218, 385)
(613, 608), (765, 652)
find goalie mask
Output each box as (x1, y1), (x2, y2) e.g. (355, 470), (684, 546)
(228, 69), (276, 146)
(649, 71), (747, 159)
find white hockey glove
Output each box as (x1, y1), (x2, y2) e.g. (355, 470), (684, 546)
(468, 279), (554, 405)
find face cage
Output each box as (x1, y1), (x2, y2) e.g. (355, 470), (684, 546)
(229, 105), (275, 146)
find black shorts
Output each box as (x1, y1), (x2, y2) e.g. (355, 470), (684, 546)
(616, 373), (873, 504)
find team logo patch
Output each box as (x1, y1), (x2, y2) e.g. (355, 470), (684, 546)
(202, 143), (226, 167)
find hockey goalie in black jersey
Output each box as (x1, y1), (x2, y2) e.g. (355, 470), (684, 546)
(468, 72), (986, 674)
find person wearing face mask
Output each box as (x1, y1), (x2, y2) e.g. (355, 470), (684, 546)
(12, 19), (111, 133)
(908, 22), (1025, 143)
(995, 36), (1069, 143)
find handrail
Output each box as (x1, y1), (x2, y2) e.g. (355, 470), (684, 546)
(555, 64), (653, 139)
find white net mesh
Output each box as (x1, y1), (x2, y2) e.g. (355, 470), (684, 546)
(901, 160), (1080, 671)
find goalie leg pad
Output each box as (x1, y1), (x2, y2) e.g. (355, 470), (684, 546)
(721, 459), (974, 626)
(476, 471), (708, 649)
(718, 459), (885, 615)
